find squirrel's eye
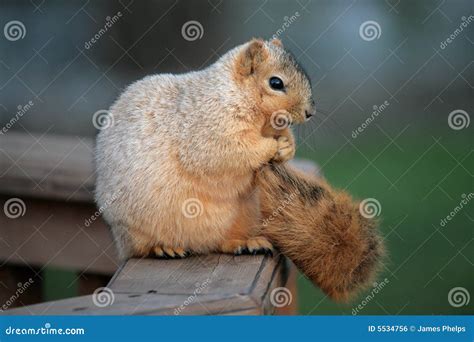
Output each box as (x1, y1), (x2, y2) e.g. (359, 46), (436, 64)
(269, 77), (284, 91)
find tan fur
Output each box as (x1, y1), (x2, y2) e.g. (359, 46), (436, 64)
(256, 163), (384, 301)
(95, 39), (314, 260)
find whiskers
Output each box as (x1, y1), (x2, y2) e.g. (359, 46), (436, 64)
(294, 106), (346, 147)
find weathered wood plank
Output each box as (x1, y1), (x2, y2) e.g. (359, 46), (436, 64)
(78, 272), (112, 296)
(0, 132), (94, 202)
(1, 293), (260, 315)
(3, 254), (287, 315)
(275, 259), (298, 315)
(109, 254), (269, 295)
(0, 195), (118, 274)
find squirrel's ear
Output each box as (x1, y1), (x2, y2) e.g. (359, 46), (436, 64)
(236, 39), (268, 76)
(270, 38), (283, 48)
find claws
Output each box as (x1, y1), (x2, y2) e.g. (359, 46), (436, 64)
(220, 237), (274, 256)
(273, 135), (295, 163)
(153, 246), (190, 259)
(250, 246), (273, 256)
(234, 246), (248, 255)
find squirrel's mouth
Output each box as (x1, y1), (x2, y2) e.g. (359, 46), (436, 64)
(292, 111), (312, 124)
(283, 110), (306, 125)
(292, 106), (315, 124)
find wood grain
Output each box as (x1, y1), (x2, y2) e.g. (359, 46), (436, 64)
(0, 132), (94, 202)
(4, 254), (287, 315)
(0, 195), (118, 274)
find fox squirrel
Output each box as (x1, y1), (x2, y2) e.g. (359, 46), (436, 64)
(95, 38), (315, 260)
(95, 38), (383, 300)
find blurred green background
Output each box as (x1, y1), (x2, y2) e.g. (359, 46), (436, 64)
(1, 0), (472, 314)
(297, 130), (472, 315)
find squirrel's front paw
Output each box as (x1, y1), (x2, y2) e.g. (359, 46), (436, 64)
(272, 135), (295, 163)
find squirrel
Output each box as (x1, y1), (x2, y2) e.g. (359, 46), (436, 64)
(95, 38), (316, 260)
(256, 163), (384, 300)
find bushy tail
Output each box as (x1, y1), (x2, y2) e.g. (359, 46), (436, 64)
(256, 163), (384, 301)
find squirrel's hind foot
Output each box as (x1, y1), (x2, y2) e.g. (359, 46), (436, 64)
(218, 237), (273, 256)
(153, 246), (190, 259)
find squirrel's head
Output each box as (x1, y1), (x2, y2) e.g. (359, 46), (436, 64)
(233, 38), (315, 125)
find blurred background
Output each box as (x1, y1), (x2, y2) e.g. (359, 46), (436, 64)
(0, 0), (472, 315)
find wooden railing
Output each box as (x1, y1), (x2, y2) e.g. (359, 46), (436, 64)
(5, 254), (289, 315)
(0, 132), (319, 315)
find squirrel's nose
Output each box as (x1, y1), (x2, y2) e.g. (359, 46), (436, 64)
(305, 100), (316, 120)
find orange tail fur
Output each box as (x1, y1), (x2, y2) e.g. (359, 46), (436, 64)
(256, 163), (384, 301)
